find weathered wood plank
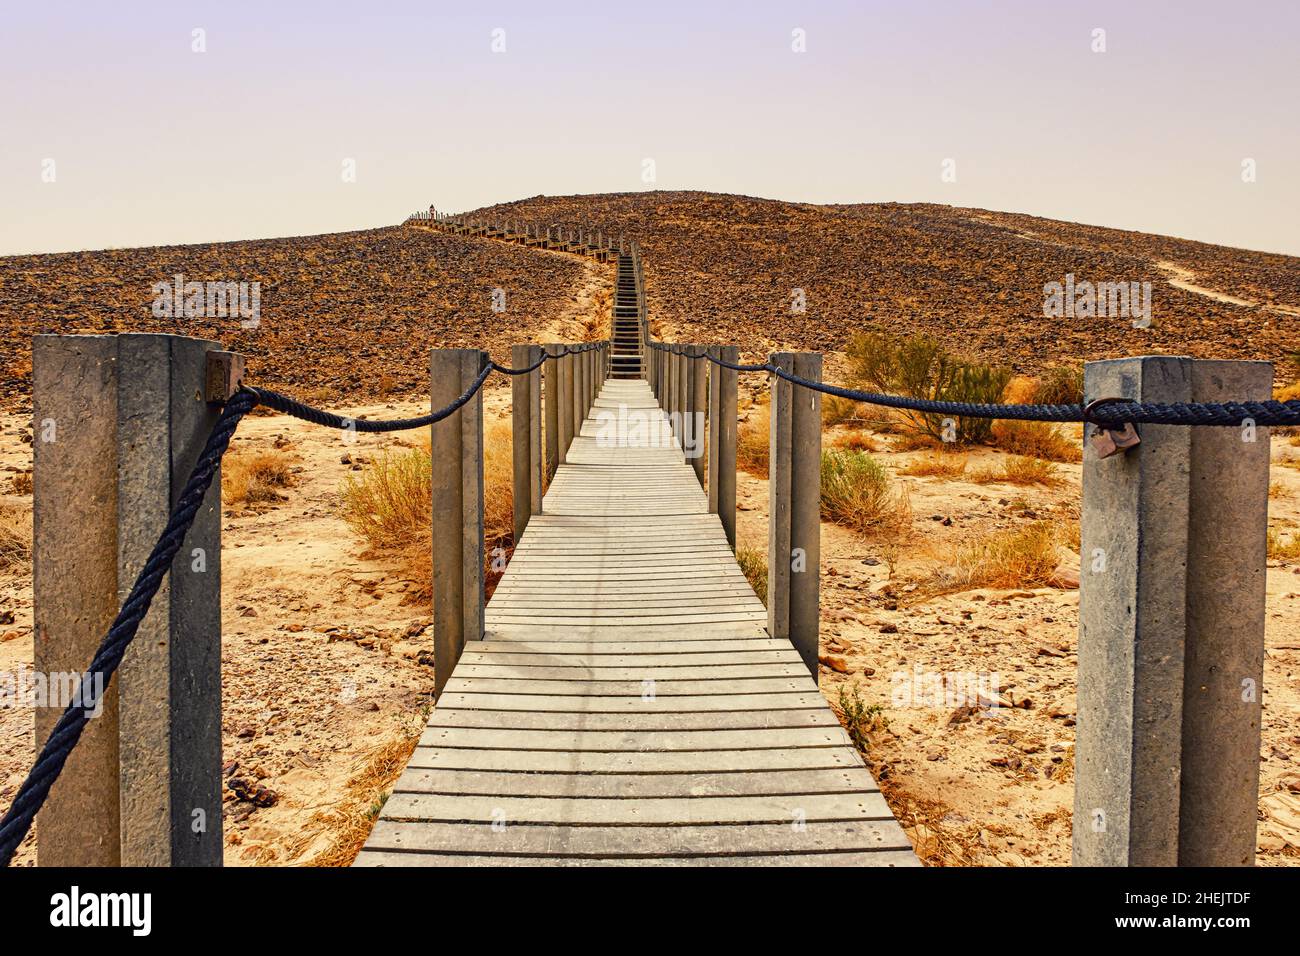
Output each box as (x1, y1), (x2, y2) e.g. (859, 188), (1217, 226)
(390, 767), (877, 798)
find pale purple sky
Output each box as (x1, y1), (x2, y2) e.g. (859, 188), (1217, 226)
(2, 0), (1297, 256)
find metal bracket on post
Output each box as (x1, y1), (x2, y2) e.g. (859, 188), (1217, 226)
(1085, 398), (1141, 459)
(204, 351), (246, 404)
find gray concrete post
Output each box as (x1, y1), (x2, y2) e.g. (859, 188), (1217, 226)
(559, 350), (574, 463)
(544, 344), (562, 476)
(689, 348), (707, 485)
(511, 344), (543, 542)
(768, 352), (822, 677)
(33, 333), (224, 866)
(707, 346), (739, 550)
(430, 349), (486, 700)
(1072, 356), (1272, 866)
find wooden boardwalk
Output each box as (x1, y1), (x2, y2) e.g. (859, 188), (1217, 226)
(357, 379), (917, 866)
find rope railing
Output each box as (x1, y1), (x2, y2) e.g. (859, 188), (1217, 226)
(0, 338), (608, 867)
(643, 340), (1300, 428)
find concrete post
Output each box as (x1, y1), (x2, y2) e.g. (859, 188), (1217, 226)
(768, 352), (822, 678)
(572, 348), (585, 438)
(430, 349), (486, 699)
(1072, 356), (1273, 866)
(33, 333), (224, 866)
(689, 348), (707, 485)
(559, 350), (574, 464)
(680, 347), (693, 455)
(544, 344), (562, 476)
(511, 345), (543, 541)
(708, 345), (739, 550)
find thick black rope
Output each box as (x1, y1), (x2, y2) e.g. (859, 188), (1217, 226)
(491, 342), (603, 376)
(0, 389), (256, 867)
(647, 339), (1300, 427)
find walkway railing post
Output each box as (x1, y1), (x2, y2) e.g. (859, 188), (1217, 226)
(511, 344), (543, 541)
(558, 348), (574, 463)
(1072, 355), (1272, 866)
(571, 347), (585, 439)
(768, 352), (822, 678)
(677, 350), (689, 450)
(707, 345), (739, 549)
(544, 344), (562, 476)
(689, 347), (707, 484)
(430, 348), (486, 700)
(32, 333), (225, 866)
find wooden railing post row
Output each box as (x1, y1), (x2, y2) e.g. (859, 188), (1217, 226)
(707, 345), (739, 549)
(768, 352), (822, 678)
(511, 344), (543, 541)
(1072, 355), (1272, 867)
(33, 333), (227, 866)
(430, 348), (487, 700)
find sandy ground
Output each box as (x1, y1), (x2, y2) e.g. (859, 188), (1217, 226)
(2, 389), (1298, 866)
(0, 387), (512, 866)
(729, 416), (1300, 866)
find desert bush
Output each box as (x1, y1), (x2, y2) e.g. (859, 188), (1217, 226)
(0, 502), (31, 574)
(736, 405), (770, 478)
(972, 455), (1062, 487)
(340, 446), (430, 550)
(1031, 364), (1085, 406)
(820, 449), (911, 536)
(223, 450), (295, 506)
(845, 332), (1011, 444)
(836, 682), (887, 751)
(989, 419), (1081, 462)
(899, 453), (968, 478)
(735, 546), (767, 605)
(8, 472), (32, 496)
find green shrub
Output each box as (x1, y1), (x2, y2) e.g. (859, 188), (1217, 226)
(845, 332), (1011, 443)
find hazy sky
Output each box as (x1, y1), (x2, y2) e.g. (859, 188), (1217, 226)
(3, 0), (1297, 256)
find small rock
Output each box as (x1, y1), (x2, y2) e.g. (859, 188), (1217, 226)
(818, 653), (851, 674)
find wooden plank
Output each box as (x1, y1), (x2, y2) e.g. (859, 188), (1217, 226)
(404, 747), (863, 774)
(435, 692), (828, 713)
(355, 850), (921, 867)
(427, 708), (837, 731)
(390, 767), (876, 798)
(458, 649), (801, 666)
(454, 663), (805, 680)
(382, 791), (892, 825)
(363, 817), (908, 856)
(418, 725), (852, 751)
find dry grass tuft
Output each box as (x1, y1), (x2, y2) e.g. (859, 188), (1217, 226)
(820, 449), (912, 536)
(972, 455), (1062, 487)
(926, 521), (1062, 594)
(832, 431), (880, 453)
(989, 420), (1081, 463)
(224, 450), (296, 506)
(1270, 481), (1289, 499)
(900, 453), (969, 479)
(821, 395), (860, 428)
(736, 546), (768, 605)
(0, 501), (32, 574)
(736, 404), (770, 478)
(8, 472), (32, 496)
(1268, 527), (1300, 562)
(305, 732), (422, 867)
(340, 425), (514, 603)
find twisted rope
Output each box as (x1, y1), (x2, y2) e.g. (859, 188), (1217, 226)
(647, 340), (1300, 427)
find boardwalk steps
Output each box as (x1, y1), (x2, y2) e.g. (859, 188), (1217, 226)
(357, 379), (917, 866)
